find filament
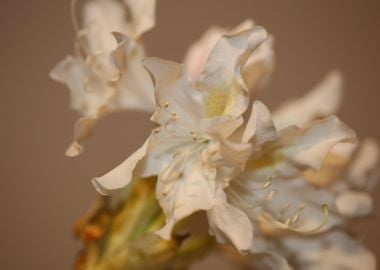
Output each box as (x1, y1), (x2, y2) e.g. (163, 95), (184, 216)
(272, 204), (329, 235)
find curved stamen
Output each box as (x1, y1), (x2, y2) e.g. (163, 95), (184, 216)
(271, 204), (329, 235)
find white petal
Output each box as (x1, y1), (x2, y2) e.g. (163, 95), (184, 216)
(335, 190), (373, 218)
(183, 19), (256, 81)
(199, 26), (268, 93)
(278, 116), (356, 172)
(92, 138), (150, 195)
(273, 71), (343, 130)
(83, 0), (127, 55)
(143, 57), (204, 126)
(207, 195), (253, 253)
(349, 138), (379, 189)
(197, 27), (268, 118)
(124, 0), (156, 39)
(242, 100), (276, 144)
(155, 153), (217, 240)
(243, 35), (275, 91)
(114, 41), (155, 112)
(183, 26), (225, 80)
(66, 116), (98, 157)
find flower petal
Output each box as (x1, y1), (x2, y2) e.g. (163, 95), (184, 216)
(273, 71), (343, 130)
(349, 138), (379, 189)
(335, 190), (373, 218)
(92, 138), (150, 195)
(124, 0), (156, 39)
(207, 190), (253, 253)
(198, 26), (268, 93)
(277, 116), (356, 172)
(241, 100), (276, 144)
(66, 116), (98, 157)
(155, 154), (217, 240)
(143, 57), (204, 126)
(196, 27), (268, 118)
(83, 0), (128, 55)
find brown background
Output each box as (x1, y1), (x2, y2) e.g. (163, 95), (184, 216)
(0, 0), (379, 269)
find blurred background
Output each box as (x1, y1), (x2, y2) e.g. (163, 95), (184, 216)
(0, 0), (379, 269)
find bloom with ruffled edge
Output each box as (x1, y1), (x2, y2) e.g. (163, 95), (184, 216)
(50, 0), (156, 156)
(93, 26), (268, 253)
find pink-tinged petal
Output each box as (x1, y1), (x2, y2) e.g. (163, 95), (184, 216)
(273, 71), (343, 130)
(184, 20), (255, 81)
(92, 138), (150, 195)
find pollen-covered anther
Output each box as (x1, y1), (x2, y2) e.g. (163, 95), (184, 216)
(164, 101), (170, 108)
(154, 127), (161, 134)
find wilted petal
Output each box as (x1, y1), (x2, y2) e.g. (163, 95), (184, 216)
(92, 138), (150, 195)
(273, 71), (343, 130)
(66, 116), (98, 157)
(207, 191), (253, 253)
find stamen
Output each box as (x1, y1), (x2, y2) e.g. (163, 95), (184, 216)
(273, 204), (329, 235)
(164, 101), (170, 108)
(154, 127), (160, 134)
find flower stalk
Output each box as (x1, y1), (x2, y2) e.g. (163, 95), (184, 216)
(74, 178), (215, 270)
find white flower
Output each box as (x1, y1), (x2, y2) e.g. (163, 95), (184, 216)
(50, 0), (156, 156)
(92, 26), (269, 252)
(240, 77), (378, 269)
(183, 19), (274, 90)
(221, 101), (355, 240)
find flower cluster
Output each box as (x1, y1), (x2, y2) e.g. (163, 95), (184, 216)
(52, 1), (378, 269)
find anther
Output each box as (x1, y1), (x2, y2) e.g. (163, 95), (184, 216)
(267, 190), (276, 200)
(164, 101), (169, 108)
